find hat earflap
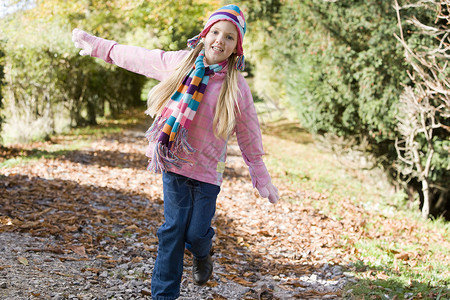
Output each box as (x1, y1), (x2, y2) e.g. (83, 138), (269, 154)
(187, 34), (201, 50)
(236, 54), (245, 71)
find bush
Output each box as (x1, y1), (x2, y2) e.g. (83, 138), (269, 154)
(0, 0), (213, 144)
(0, 16), (146, 144)
(0, 43), (5, 138)
(243, 0), (449, 217)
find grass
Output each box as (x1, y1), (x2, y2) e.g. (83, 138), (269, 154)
(261, 119), (450, 299)
(0, 110), (148, 168)
(0, 141), (90, 168)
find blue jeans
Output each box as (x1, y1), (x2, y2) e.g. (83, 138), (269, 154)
(151, 172), (220, 300)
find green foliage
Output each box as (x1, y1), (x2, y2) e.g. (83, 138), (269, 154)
(283, 1), (408, 142)
(114, 0), (215, 50)
(1, 15), (145, 143)
(0, 0), (214, 144)
(0, 41), (5, 136)
(242, 0), (286, 105)
(243, 0), (448, 216)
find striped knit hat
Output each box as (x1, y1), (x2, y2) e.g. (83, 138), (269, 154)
(187, 4), (247, 70)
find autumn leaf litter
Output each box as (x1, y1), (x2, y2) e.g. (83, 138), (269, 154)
(0, 122), (353, 299)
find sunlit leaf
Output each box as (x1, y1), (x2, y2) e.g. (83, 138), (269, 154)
(17, 256), (29, 266)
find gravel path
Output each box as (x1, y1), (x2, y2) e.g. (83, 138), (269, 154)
(0, 231), (350, 299)
(0, 126), (353, 299)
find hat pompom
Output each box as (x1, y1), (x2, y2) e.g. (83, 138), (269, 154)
(187, 34), (201, 49)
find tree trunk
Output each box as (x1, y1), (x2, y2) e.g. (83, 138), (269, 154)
(421, 179), (430, 219)
(86, 100), (97, 126)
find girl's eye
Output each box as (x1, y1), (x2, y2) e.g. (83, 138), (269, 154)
(227, 36), (234, 40)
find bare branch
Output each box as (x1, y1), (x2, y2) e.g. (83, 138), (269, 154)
(393, 0), (449, 218)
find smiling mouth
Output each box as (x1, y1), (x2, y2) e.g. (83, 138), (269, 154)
(212, 46), (223, 52)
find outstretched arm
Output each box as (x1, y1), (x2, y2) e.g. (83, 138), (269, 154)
(72, 28), (95, 56)
(71, 29), (186, 81)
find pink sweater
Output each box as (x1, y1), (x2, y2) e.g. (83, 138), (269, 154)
(91, 37), (271, 188)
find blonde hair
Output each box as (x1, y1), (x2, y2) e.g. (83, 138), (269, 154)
(145, 43), (241, 140)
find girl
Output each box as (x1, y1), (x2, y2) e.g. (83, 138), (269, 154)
(72, 4), (279, 300)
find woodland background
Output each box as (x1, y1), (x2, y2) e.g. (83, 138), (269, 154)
(0, 1), (449, 299)
(0, 0), (449, 218)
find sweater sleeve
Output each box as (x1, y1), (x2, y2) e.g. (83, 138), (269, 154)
(235, 75), (272, 188)
(90, 37), (187, 81)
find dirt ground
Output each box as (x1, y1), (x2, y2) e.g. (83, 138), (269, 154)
(0, 123), (351, 299)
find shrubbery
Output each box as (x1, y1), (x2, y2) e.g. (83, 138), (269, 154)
(0, 44), (4, 135)
(244, 0), (449, 218)
(0, 0), (212, 143)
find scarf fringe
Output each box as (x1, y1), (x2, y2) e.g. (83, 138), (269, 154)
(145, 117), (196, 173)
(145, 116), (165, 141)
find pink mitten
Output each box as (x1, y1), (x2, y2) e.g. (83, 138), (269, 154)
(257, 181), (279, 204)
(72, 29), (96, 56)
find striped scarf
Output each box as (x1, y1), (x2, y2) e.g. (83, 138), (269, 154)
(146, 50), (225, 173)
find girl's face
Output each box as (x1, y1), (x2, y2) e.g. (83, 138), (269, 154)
(203, 21), (238, 65)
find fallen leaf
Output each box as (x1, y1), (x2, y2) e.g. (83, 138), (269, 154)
(387, 248), (400, 255)
(0, 216), (13, 225)
(26, 247), (64, 254)
(143, 237), (158, 245)
(243, 271), (254, 277)
(53, 271), (74, 277)
(17, 256), (29, 266)
(58, 257), (89, 262)
(96, 255), (112, 260)
(131, 256), (143, 263)
(291, 281), (308, 288)
(19, 220), (41, 229)
(126, 224), (139, 230)
(82, 267), (100, 274)
(233, 277), (254, 287)
(105, 259), (118, 264)
(68, 245), (88, 258)
(258, 230), (271, 237)
(206, 281), (219, 287)
(33, 207), (52, 217)
(65, 225), (80, 232)
(395, 252), (410, 261)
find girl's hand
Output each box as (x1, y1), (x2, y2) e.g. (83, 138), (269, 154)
(257, 181), (279, 204)
(72, 28), (95, 56)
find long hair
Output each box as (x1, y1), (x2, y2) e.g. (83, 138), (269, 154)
(145, 43), (241, 140)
